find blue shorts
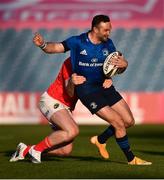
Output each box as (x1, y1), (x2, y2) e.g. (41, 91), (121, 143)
(79, 85), (122, 114)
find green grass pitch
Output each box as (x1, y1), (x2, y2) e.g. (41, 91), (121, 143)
(0, 124), (164, 179)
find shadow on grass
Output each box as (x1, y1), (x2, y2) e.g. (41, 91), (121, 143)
(43, 154), (125, 165)
(3, 150), (14, 156)
(128, 125), (164, 139)
(4, 150), (126, 165)
(135, 149), (164, 156)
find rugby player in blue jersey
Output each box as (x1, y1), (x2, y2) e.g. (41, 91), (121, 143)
(33, 15), (151, 165)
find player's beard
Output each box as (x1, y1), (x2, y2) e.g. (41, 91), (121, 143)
(100, 35), (108, 42)
(101, 37), (108, 42)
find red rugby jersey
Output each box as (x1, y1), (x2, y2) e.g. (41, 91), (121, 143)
(47, 58), (77, 110)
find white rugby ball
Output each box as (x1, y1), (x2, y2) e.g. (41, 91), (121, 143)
(103, 51), (120, 78)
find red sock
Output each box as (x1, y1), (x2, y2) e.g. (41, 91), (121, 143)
(23, 146), (31, 157)
(34, 137), (52, 152)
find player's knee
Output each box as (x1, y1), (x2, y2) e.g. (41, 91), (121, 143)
(125, 117), (135, 128)
(63, 125), (79, 142)
(114, 117), (126, 137)
(129, 117), (135, 127)
(116, 122), (125, 132)
(67, 126), (79, 140)
(114, 115), (125, 129)
(74, 126), (79, 137)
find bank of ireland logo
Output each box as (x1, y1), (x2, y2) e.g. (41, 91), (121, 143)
(91, 58), (98, 63)
(90, 102), (97, 109)
(102, 49), (109, 56)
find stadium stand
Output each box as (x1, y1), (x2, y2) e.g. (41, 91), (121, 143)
(0, 28), (164, 92)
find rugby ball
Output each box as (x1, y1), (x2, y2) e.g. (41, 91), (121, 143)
(103, 51), (121, 78)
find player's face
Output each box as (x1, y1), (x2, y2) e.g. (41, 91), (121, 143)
(95, 22), (112, 42)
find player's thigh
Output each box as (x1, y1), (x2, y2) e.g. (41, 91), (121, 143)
(111, 98), (135, 127)
(50, 109), (78, 133)
(96, 105), (124, 129)
(39, 92), (79, 133)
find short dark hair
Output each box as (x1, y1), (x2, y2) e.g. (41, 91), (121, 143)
(91, 15), (110, 30)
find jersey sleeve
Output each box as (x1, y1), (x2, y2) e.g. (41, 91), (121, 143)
(109, 39), (117, 53)
(62, 36), (77, 52)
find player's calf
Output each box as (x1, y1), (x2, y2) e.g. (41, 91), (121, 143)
(46, 143), (73, 157)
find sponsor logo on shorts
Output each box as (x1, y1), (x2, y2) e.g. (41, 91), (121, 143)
(45, 110), (49, 117)
(54, 103), (59, 109)
(90, 102), (97, 109)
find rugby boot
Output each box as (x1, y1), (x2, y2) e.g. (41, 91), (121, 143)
(90, 136), (109, 159)
(29, 146), (41, 163)
(10, 142), (27, 162)
(128, 156), (152, 165)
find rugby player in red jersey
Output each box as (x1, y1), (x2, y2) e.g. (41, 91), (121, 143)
(10, 57), (86, 163)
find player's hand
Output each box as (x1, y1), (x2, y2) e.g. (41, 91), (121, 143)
(33, 32), (45, 47)
(71, 73), (86, 85)
(110, 55), (128, 68)
(103, 78), (113, 88)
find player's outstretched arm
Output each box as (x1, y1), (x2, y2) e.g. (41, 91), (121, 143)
(65, 73), (86, 97)
(33, 32), (65, 53)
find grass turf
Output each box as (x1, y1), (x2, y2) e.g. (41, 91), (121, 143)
(0, 124), (164, 179)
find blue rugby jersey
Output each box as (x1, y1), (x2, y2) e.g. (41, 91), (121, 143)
(62, 32), (116, 95)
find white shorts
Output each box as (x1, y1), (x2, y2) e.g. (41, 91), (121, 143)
(38, 92), (70, 121)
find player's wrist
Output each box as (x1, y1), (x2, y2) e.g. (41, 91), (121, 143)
(39, 42), (47, 49)
(69, 77), (75, 86)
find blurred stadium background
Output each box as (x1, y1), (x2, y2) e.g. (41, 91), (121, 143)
(0, 0), (164, 125)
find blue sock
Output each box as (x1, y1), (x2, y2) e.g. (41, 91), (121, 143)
(98, 125), (115, 144)
(116, 135), (135, 162)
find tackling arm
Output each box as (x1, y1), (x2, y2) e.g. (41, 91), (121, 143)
(65, 73), (86, 97)
(103, 78), (113, 88)
(33, 32), (65, 53)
